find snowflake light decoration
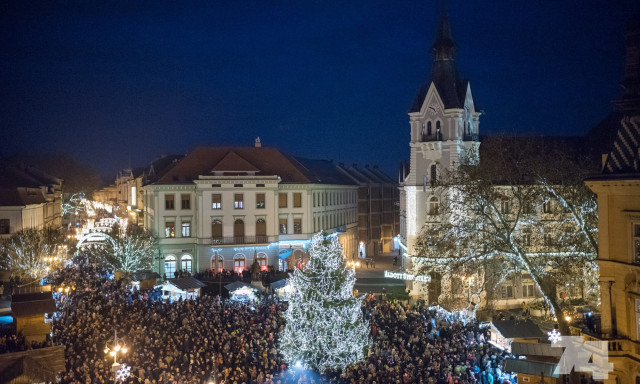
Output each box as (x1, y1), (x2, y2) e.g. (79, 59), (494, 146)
(547, 328), (562, 344)
(115, 364), (131, 382)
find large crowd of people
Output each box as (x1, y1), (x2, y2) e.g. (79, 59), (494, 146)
(4, 263), (510, 384)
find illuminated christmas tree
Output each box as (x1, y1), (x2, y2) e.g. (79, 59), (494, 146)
(280, 232), (370, 372)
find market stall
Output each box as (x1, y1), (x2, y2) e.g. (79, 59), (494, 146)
(225, 281), (259, 302)
(160, 277), (205, 301)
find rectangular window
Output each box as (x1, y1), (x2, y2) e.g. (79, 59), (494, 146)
(279, 193), (287, 208)
(181, 194), (191, 210)
(211, 184), (221, 188)
(181, 221), (191, 237)
(279, 218), (287, 234)
(0, 219), (9, 234)
(543, 200), (552, 213)
(293, 193), (302, 208)
(523, 233), (531, 246)
(501, 199), (510, 214)
(165, 195), (175, 210)
(256, 184), (265, 187)
(234, 194), (243, 209)
(634, 224), (640, 264)
(501, 286), (507, 299)
(507, 286), (513, 298)
(544, 234), (553, 246)
(256, 193), (265, 209)
(212, 194), (221, 209)
(528, 285), (534, 297)
(313, 193), (316, 207)
(234, 184), (243, 188)
(131, 186), (136, 206)
(294, 218), (302, 234)
(165, 222), (175, 238)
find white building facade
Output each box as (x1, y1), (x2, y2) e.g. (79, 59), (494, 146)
(144, 142), (358, 277)
(399, 12), (480, 298)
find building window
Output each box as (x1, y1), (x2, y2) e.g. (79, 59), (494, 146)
(211, 220), (223, 243)
(293, 193), (302, 208)
(523, 233), (531, 246)
(211, 253), (223, 272)
(522, 284), (535, 297)
(501, 199), (511, 214)
(279, 193), (287, 208)
(181, 194), (191, 210)
(0, 219), (9, 234)
(501, 286), (514, 299)
(181, 221), (191, 237)
(428, 196), (439, 215)
(181, 255), (192, 273)
(257, 252), (268, 271)
(256, 193), (265, 209)
(131, 186), (136, 206)
(256, 219), (266, 241)
(165, 222), (175, 238)
(313, 193), (316, 207)
(165, 255), (176, 277)
(165, 195), (175, 210)
(427, 121), (432, 136)
(279, 218), (287, 234)
(294, 218), (302, 234)
(212, 194), (221, 209)
(543, 200), (552, 213)
(634, 223), (640, 263)
(234, 194), (243, 209)
(233, 254), (246, 273)
(234, 219), (245, 242)
(430, 165), (437, 186)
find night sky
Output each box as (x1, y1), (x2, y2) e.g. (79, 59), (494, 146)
(1, 1), (637, 179)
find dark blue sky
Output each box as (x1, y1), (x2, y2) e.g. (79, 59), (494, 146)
(1, 1), (637, 178)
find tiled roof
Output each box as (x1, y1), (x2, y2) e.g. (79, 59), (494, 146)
(602, 115), (640, 174)
(0, 346), (66, 383)
(155, 146), (357, 186)
(0, 188), (46, 207)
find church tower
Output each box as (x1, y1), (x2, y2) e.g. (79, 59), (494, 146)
(400, 10), (480, 291)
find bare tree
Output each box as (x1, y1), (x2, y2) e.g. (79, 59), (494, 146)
(0, 227), (68, 284)
(415, 136), (598, 333)
(94, 224), (156, 276)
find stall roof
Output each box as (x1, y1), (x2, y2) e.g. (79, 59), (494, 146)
(511, 342), (563, 358)
(0, 345), (65, 383)
(492, 319), (545, 339)
(169, 277), (205, 291)
(11, 293), (56, 317)
(225, 281), (257, 292)
(271, 279), (289, 290)
(503, 358), (559, 378)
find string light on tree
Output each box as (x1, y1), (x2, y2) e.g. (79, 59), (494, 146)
(280, 232), (371, 372)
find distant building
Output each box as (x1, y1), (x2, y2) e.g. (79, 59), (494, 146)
(0, 161), (63, 237)
(143, 140), (359, 276)
(584, 10), (640, 384)
(337, 164), (400, 257)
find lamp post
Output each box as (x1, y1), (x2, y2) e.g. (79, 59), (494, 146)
(104, 330), (128, 384)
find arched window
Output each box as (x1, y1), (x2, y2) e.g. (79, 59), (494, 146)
(164, 255), (176, 277)
(181, 255), (192, 273)
(257, 252), (268, 271)
(256, 218), (266, 242)
(427, 121), (432, 136)
(234, 219), (245, 243)
(211, 220), (223, 244)
(430, 164), (437, 186)
(436, 121), (441, 140)
(233, 254), (246, 273)
(211, 253), (224, 272)
(428, 196), (439, 215)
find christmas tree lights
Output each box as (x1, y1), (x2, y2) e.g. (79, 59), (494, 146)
(280, 233), (370, 372)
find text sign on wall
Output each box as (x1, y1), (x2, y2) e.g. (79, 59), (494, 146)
(384, 270), (431, 283)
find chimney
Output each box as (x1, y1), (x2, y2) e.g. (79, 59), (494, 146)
(254, 137), (262, 148)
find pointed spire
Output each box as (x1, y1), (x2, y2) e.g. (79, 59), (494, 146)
(432, 8), (456, 62)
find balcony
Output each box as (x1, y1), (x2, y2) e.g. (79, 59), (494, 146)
(211, 235), (269, 245)
(421, 132), (443, 142)
(463, 133), (479, 141)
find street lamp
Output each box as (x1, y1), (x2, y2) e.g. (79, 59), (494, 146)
(104, 330), (128, 383)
